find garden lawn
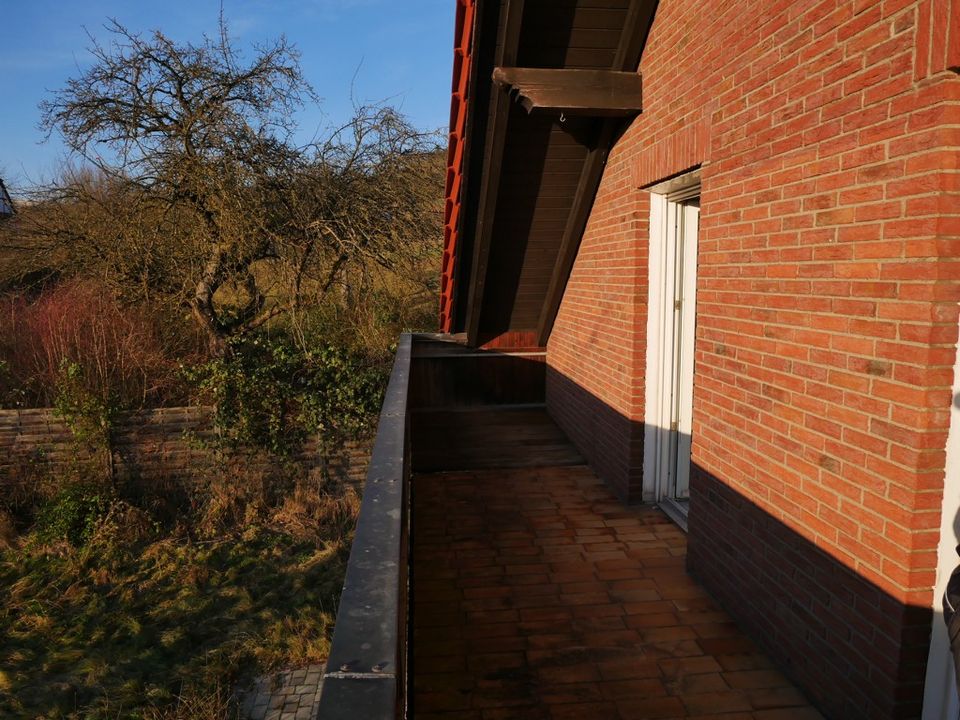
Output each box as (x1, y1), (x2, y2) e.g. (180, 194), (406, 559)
(0, 522), (351, 719)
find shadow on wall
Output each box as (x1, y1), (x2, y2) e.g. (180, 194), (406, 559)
(546, 367), (645, 503)
(688, 464), (934, 720)
(542, 365), (939, 720)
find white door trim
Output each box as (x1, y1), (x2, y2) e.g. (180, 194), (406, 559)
(922, 309), (960, 720)
(642, 191), (669, 503)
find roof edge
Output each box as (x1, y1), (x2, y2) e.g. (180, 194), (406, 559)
(439, 0), (478, 333)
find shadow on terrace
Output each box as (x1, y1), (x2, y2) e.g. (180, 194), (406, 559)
(315, 333), (822, 720)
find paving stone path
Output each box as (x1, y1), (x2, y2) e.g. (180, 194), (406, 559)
(239, 664), (325, 720)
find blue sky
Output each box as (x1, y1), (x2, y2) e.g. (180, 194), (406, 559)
(0, 0), (454, 190)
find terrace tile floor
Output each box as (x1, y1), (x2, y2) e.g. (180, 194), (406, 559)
(412, 465), (823, 720)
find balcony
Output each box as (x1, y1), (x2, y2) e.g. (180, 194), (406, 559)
(316, 334), (820, 719)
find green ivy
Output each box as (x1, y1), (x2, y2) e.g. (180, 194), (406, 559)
(34, 482), (112, 547)
(51, 360), (120, 486)
(52, 361), (117, 451)
(185, 335), (387, 457)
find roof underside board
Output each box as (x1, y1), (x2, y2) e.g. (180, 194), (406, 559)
(443, 0), (658, 347)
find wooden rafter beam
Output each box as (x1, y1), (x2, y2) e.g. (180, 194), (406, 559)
(536, 0), (659, 346)
(614, 0), (660, 70)
(492, 67), (643, 117)
(464, 0), (526, 346)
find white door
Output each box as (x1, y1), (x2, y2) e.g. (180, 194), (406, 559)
(643, 177), (700, 527)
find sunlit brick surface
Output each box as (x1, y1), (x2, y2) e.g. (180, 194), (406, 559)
(412, 466), (821, 719)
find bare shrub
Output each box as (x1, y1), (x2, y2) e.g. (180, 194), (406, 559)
(141, 684), (240, 720)
(87, 499), (157, 548)
(0, 279), (202, 408)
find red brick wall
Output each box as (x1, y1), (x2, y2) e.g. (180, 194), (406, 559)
(546, 0), (960, 716)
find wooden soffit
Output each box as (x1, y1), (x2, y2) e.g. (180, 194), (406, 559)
(454, 0), (661, 347)
(536, 0), (659, 346)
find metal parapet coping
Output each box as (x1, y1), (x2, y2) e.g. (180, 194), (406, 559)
(316, 333), (413, 719)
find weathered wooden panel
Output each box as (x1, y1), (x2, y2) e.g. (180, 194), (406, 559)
(479, 106), (591, 336)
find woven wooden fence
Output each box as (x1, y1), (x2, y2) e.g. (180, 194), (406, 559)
(0, 407), (371, 487)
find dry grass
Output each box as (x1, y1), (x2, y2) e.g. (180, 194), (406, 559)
(141, 684), (240, 720)
(0, 466), (360, 719)
(0, 510), (17, 551)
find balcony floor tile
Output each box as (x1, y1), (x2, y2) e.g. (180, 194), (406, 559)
(412, 466), (822, 720)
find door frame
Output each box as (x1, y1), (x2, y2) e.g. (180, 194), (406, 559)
(922, 308), (960, 719)
(642, 170), (701, 528)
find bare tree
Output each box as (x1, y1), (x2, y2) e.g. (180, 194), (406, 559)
(289, 106), (444, 320)
(32, 20), (442, 355)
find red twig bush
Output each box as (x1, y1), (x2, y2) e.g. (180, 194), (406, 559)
(0, 281), (201, 408)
